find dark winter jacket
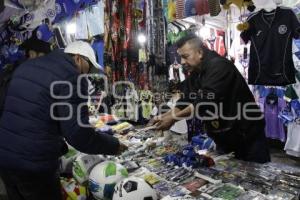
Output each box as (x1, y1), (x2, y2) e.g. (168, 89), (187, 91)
(0, 50), (120, 173)
(176, 49), (266, 154)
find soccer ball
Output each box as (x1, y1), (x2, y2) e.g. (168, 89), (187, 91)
(89, 161), (128, 200)
(72, 154), (104, 184)
(113, 177), (158, 200)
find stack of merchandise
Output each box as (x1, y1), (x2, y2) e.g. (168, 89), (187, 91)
(59, 126), (300, 200)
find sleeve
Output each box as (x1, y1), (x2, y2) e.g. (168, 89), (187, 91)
(191, 59), (236, 117)
(175, 60), (235, 115)
(290, 9), (300, 39)
(56, 76), (120, 155)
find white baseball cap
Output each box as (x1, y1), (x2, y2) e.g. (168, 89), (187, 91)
(64, 41), (103, 71)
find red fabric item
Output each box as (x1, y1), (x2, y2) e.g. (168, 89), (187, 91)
(195, 0), (209, 16)
(176, 0), (185, 19)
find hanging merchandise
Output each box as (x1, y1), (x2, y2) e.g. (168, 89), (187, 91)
(54, 0), (89, 23)
(139, 86), (153, 120)
(229, 37), (250, 80)
(195, 0), (210, 16)
(241, 6), (300, 86)
(167, 0), (176, 22)
(86, 1), (105, 37)
(176, 0), (185, 19)
(168, 60), (185, 83)
(75, 10), (88, 40)
(284, 100), (300, 157)
(125, 86), (139, 122)
(35, 23), (53, 42)
(185, 0), (197, 17)
(259, 90), (286, 142)
(20, 0), (56, 29)
(92, 38), (104, 68)
(203, 27), (226, 57)
(53, 26), (67, 48)
(208, 0), (221, 16)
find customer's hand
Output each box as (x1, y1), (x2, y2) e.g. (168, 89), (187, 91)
(117, 142), (128, 155)
(155, 115), (175, 131)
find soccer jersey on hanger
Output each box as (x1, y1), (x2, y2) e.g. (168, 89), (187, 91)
(241, 7), (300, 86)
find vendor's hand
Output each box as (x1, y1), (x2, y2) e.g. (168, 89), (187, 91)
(117, 142), (128, 155)
(155, 115), (175, 131)
(147, 115), (161, 126)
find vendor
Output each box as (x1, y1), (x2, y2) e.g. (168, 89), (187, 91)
(150, 34), (270, 163)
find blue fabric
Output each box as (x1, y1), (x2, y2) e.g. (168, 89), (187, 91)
(0, 50), (119, 172)
(184, 0), (197, 17)
(36, 24), (53, 42)
(92, 39), (104, 68)
(256, 86), (285, 98)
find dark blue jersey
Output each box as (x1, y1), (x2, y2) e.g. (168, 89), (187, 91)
(241, 7), (300, 86)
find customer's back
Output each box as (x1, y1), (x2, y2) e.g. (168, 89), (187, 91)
(0, 50), (83, 172)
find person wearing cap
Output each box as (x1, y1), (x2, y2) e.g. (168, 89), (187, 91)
(0, 41), (127, 200)
(149, 34), (270, 164)
(0, 37), (52, 118)
(19, 35), (52, 59)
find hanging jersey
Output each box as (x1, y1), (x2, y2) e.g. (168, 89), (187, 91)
(168, 0), (176, 22)
(241, 7), (300, 86)
(207, 0), (221, 17)
(169, 64), (185, 82)
(195, 0), (209, 16)
(86, 1), (105, 36)
(75, 10), (88, 40)
(92, 39), (104, 69)
(284, 104), (300, 157)
(176, 0), (185, 19)
(259, 97), (286, 142)
(185, 0), (197, 17)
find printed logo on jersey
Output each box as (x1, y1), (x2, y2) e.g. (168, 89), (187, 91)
(46, 9), (56, 18)
(25, 13), (34, 22)
(256, 30), (262, 37)
(211, 121), (219, 129)
(278, 25), (287, 35)
(73, 0), (80, 3)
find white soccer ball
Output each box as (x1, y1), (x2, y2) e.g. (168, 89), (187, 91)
(72, 154), (104, 184)
(113, 177), (158, 200)
(89, 161), (128, 200)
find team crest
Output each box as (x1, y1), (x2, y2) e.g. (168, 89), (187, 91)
(46, 9), (56, 18)
(278, 25), (287, 34)
(211, 121), (219, 129)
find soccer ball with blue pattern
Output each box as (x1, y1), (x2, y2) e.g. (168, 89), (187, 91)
(89, 161), (128, 200)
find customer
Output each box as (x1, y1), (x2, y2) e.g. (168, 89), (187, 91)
(0, 41), (127, 200)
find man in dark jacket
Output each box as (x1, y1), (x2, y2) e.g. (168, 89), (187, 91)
(151, 34), (270, 163)
(0, 41), (127, 200)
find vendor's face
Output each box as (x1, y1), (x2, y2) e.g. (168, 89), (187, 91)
(177, 43), (203, 73)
